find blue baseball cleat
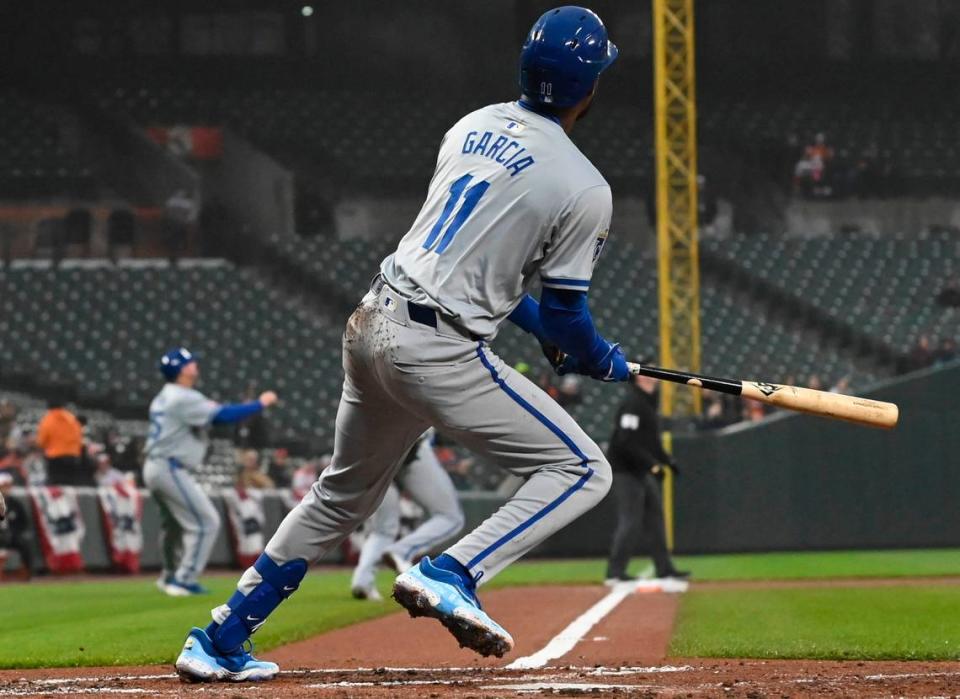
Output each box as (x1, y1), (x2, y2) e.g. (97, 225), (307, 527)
(392, 556), (514, 658)
(175, 627), (279, 683)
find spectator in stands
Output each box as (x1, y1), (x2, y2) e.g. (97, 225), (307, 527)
(102, 428), (139, 476)
(556, 375), (582, 408)
(936, 277), (960, 308)
(291, 457), (325, 501)
(743, 399), (767, 422)
(807, 374), (824, 391)
(76, 415), (97, 486)
(235, 385), (270, 449)
(266, 448), (293, 489)
(237, 449), (274, 490)
(830, 376), (851, 394)
(700, 392), (741, 430)
(0, 472), (34, 580)
(93, 453), (130, 488)
(35, 398), (84, 486)
(936, 338), (957, 365)
(0, 400), (16, 447)
(15, 435), (46, 487)
(536, 370), (561, 403)
(794, 133), (834, 198)
(0, 438), (28, 486)
(163, 189), (197, 264)
(906, 335), (935, 372)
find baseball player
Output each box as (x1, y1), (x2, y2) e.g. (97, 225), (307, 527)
(145, 348), (277, 597)
(350, 430), (465, 601)
(176, 6), (624, 681)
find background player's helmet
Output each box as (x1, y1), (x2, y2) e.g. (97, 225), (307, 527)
(159, 347), (195, 381)
(519, 6), (619, 109)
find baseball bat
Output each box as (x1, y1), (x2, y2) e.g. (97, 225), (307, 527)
(626, 362), (899, 429)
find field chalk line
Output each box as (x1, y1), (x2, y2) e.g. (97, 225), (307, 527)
(506, 566), (660, 670)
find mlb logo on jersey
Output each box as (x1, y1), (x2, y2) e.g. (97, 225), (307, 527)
(593, 229), (609, 265)
(505, 120), (526, 134)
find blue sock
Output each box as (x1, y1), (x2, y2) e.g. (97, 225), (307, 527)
(204, 621), (220, 639)
(432, 553), (473, 587)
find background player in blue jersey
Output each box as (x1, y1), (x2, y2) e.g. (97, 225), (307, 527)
(144, 348), (277, 597)
(175, 6), (626, 681)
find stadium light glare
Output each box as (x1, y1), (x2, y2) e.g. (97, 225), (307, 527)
(301, 5), (314, 18)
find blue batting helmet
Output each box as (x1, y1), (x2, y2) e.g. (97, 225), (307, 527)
(159, 347), (196, 381)
(519, 6), (619, 109)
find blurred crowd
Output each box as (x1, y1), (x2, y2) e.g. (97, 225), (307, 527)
(0, 398), (142, 489)
(0, 395), (496, 495)
(900, 334), (957, 374)
(792, 132), (901, 200)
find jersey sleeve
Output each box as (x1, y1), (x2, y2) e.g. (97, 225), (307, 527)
(172, 391), (221, 427)
(539, 184), (612, 292)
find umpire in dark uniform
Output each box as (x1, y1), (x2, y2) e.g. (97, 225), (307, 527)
(605, 372), (688, 583)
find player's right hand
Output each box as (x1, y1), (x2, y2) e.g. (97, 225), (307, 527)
(258, 391), (279, 407)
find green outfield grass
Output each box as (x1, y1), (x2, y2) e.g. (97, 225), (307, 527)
(670, 586), (960, 660)
(490, 548), (960, 586)
(3, 548), (960, 668)
(0, 571), (395, 669)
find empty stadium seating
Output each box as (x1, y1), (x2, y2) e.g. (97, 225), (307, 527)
(0, 92), (99, 198)
(0, 262), (344, 447)
(94, 85), (960, 198)
(0, 244), (887, 453)
(702, 231), (960, 355)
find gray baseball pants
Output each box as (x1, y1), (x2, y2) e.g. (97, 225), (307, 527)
(143, 457), (221, 585)
(232, 284), (611, 598)
(351, 438), (465, 591)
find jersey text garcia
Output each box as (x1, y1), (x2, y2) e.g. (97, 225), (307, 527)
(461, 129), (535, 177)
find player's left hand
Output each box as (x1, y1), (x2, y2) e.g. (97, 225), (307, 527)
(540, 341), (582, 376)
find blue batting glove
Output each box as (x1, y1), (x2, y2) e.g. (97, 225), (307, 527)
(589, 342), (630, 382)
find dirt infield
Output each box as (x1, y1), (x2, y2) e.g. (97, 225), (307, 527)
(4, 659), (960, 697)
(2, 582), (959, 697)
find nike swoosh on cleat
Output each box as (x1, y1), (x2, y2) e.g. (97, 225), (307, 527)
(283, 586), (296, 591)
(246, 615), (261, 622)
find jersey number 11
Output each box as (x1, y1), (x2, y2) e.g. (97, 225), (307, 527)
(422, 174), (490, 255)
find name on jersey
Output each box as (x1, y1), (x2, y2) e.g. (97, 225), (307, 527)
(462, 130), (535, 177)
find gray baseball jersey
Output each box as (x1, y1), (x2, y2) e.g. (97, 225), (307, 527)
(216, 100), (615, 648)
(381, 100), (612, 338)
(144, 384), (220, 469)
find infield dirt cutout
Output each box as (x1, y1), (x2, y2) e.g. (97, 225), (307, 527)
(2, 580), (959, 697)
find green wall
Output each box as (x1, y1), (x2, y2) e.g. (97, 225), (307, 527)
(672, 361), (960, 553)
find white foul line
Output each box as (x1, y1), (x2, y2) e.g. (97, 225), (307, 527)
(506, 568), (652, 670)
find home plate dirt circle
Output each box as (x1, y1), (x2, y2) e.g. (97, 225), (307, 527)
(1, 583), (959, 697)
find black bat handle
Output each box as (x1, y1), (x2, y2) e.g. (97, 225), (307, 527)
(626, 362), (744, 396)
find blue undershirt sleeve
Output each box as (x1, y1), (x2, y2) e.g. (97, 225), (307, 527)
(506, 294), (548, 343)
(211, 401), (264, 425)
(539, 287), (611, 367)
